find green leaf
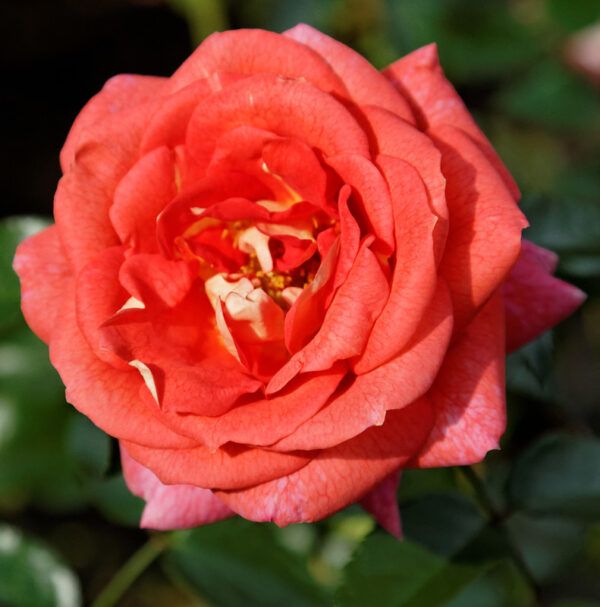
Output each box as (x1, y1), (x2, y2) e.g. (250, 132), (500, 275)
(446, 560), (534, 607)
(397, 467), (459, 502)
(336, 533), (487, 607)
(505, 513), (586, 582)
(0, 524), (81, 607)
(521, 194), (600, 255)
(401, 494), (486, 558)
(494, 61), (600, 133)
(506, 332), (556, 402)
(508, 434), (600, 520)
(386, 0), (538, 84)
(163, 518), (330, 607)
(0, 324), (80, 509)
(65, 414), (111, 479)
(88, 474), (144, 527)
(546, 0), (600, 32)
(0, 216), (50, 334)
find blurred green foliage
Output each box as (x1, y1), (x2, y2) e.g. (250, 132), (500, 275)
(2, 0), (599, 605)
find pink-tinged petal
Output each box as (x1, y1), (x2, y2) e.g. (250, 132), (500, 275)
(157, 363), (347, 451)
(119, 254), (198, 309)
(414, 292), (506, 468)
(122, 439), (313, 491)
(326, 154), (395, 254)
(297, 238), (389, 374)
(13, 225), (72, 344)
(109, 146), (177, 253)
(274, 279), (452, 451)
(49, 286), (195, 449)
(433, 125), (528, 336)
(60, 74), (166, 173)
(520, 239), (558, 273)
(354, 156), (440, 373)
(360, 471), (402, 539)
(217, 398), (433, 526)
(285, 24), (414, 122)
(383, 44), (520, 200)
(121, 444), (234, 530)
(167, 29), (348, 97)
(502, 243), (585, 352)
(185, 73), (370, 174)
(55, 100), (161, 272)
(361, 105), (448, 259)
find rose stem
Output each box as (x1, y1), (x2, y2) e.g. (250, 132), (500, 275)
(460, 466), (541, 604)
(90, 534), (169, 607)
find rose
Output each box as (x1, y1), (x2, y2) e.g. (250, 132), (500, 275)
(14, 25), (584, 534)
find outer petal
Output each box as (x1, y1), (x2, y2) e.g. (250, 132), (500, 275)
(383, 43), (520, 200)
(122, 440), (313, 491)
(502, 241), (585, 352)
(285, 24), (414, 122)
(49, 284), (195, 449)
(121, 444), (233, 530)
(217, 398), (433, 526)
(167, 29), (348, 98)
(360, 471), (402, 539)
(60, 74), (166, 173)
(13, 225), (72, 344)
(414, 292), (506, 468)
(55, 99), (161, 272)
(433, 125), (528, 335)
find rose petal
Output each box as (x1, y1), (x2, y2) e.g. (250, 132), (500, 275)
(156, 362), (347, 451)
(122, 439), (313, 491)
(414, 292), (506, 467)
(383, 43), (520, 200)
(61, 74), (165, 172)
(354, 155), (440, 373)
(285, 24), (414, 122)
(326, 154), (395, 254)
(361, 105), (448, 258)
(55, 100), (161, 271)
(502, 241), (585, 352)
(49, 286), (195, 449)
(433, 125), (528, 336)
(13, 225), (72, 344)
(217, 398), (433, 526)
(110, 146), (177, 253)
(168, 29), (348, 97)
(273, 279), (452, 451)
(360, 471), (402, 539)
(185, 73), (370, 174)
(121, 444), (234, 530)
